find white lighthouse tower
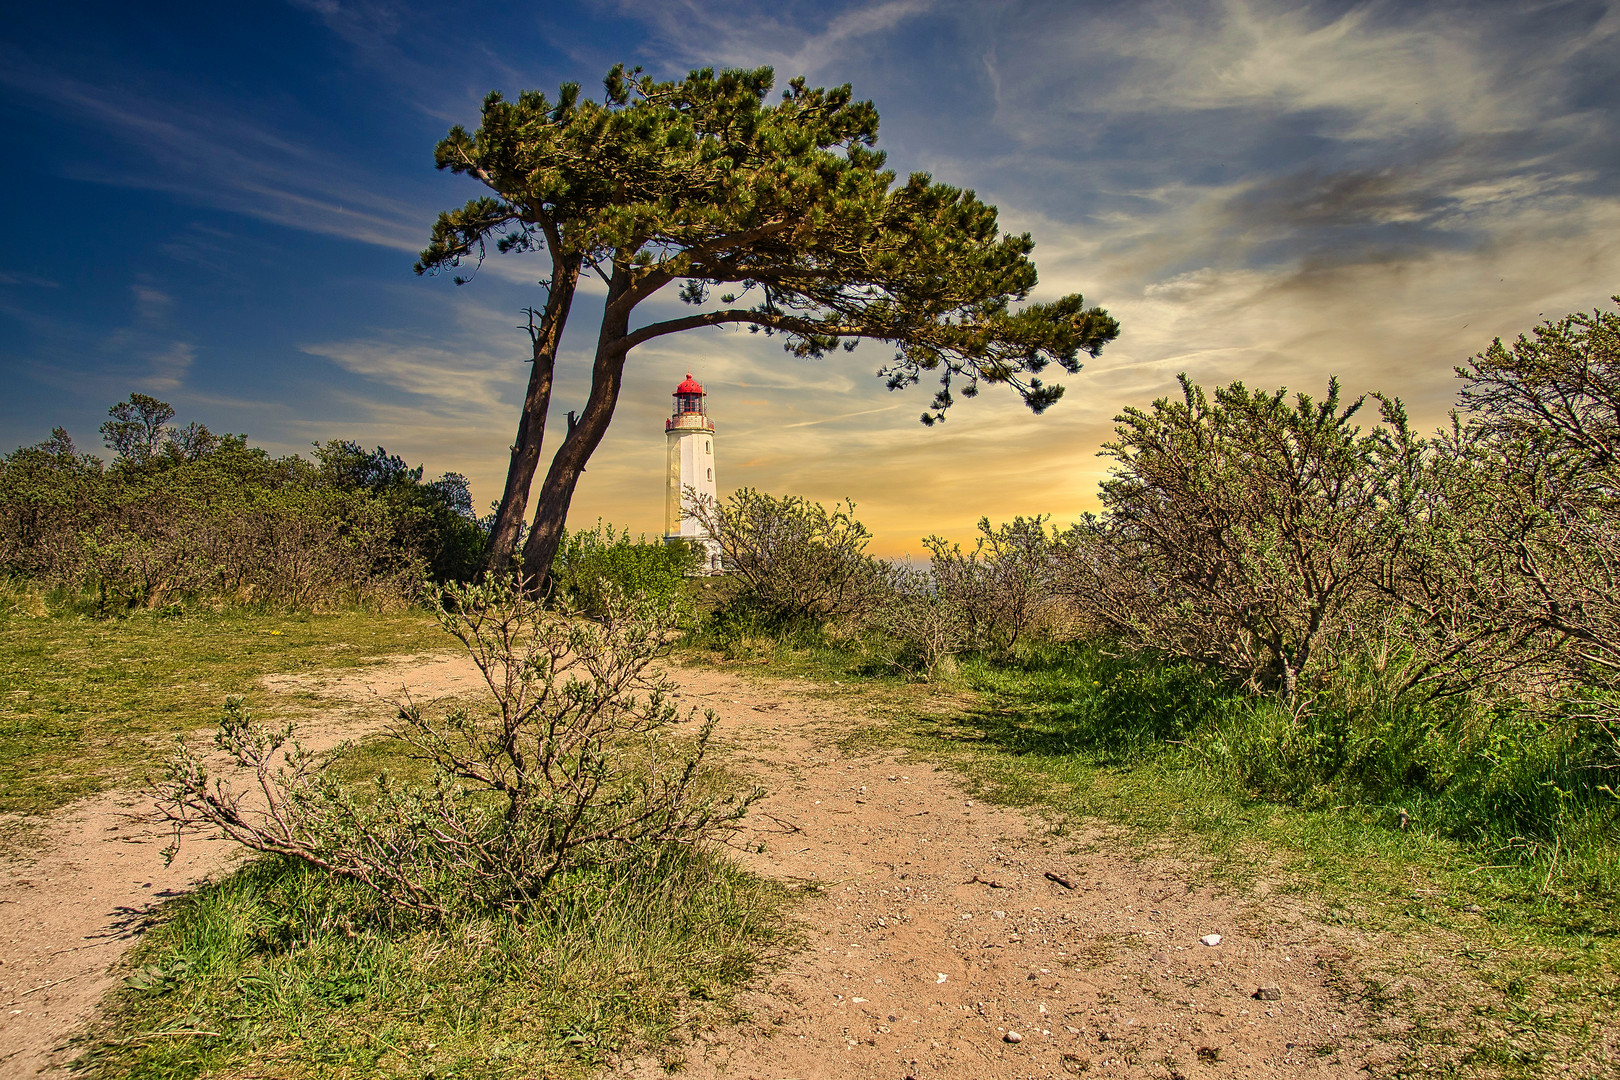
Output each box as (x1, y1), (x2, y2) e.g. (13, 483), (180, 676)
(664, 372), (722, 572)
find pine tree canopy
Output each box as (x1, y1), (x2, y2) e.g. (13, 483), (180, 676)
(416, 64), (1119, 423)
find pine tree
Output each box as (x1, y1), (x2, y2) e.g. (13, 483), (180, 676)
(417, 64), (1120, 582)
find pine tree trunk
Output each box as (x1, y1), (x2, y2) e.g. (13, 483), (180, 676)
(482, 260), (579, 575)
(519, 264), (633, 586)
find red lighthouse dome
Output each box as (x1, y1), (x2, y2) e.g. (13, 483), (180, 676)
(668, 372), (714, 431)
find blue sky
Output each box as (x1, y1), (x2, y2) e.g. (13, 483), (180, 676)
(3, 0), (1618, 553)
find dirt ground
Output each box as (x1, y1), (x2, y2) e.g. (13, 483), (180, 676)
(2, 653), (1398, 1079)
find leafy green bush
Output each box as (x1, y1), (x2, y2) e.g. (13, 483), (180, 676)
(1055, 375), (1409, 702)
(0, 396), (487, 610)
(549, 520), (697, 616)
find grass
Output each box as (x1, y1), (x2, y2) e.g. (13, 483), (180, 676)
(0, 588), (797, 1079)
(76, 848), (794, 1079)
(675, 626), (1620, 1078)
(0, 603), (444, 815)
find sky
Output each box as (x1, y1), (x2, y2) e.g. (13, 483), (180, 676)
(3, 0), (1618, 556)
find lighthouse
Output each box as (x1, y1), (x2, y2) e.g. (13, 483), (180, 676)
(664, 372), (723, 572)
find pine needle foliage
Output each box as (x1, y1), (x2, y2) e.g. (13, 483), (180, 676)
(415, 64), (1119, 579)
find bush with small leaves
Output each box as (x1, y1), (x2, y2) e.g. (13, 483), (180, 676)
(690, 488), (884, 625)
(925, 515), (1060, 655)
(155, 575), (759, 915)
(550, 519), (699, 616)
(863, 563), (970, 681)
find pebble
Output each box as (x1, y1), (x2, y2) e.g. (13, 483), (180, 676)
(1462, 904), (1482, 914)
(1199, 934), (1222, 946)
(1004, 1030), (1023, 1043)
(1252, 986), (1282, 1001)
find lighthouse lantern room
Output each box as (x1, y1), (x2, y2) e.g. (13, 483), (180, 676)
(664, 373), (722, 571)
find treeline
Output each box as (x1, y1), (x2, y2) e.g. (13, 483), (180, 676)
(692, 301), (1620, 870)
(1, 393), (486, 610)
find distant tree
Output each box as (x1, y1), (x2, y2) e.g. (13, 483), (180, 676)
(168, 421), (221, 461)
(427, 472), (475, 519)
(100, 393), (175, 464)
(313, 440), (424, 491)
(418, 64), (1120, 583)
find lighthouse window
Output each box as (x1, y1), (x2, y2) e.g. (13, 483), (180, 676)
(705, 440), (711, 454)
(706, 467), (713, 480)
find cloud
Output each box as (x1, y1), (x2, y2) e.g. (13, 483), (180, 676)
(0, 46), (431, 253)
(131, 284), (173, 325)
(985, 0), (1620, 145)
(610, 0), (938, 76)
(298, 338), (526, 418)
(145, 342), (195, 391)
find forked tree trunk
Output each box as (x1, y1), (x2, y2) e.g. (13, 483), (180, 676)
(519, 265), (634, 587)
(482, 258), (580, 575)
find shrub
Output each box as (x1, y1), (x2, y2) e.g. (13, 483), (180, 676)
(549, 520), (698, 616)
(1445, 299), (1620, 699)
(925, 515), (1059, 654)
(863, 562), (970, 681)
(1055, 375), (1402, 702)
(691, 488), (883, 624)
(0, 396), (487, 609)
(155, 575), (759, 916)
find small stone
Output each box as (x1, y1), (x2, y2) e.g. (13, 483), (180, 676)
(1199, 934), (1222, 947)
(936, 973), (948, 984)
(1004, 1030), (1023, 1044)
(1252, 986), (1282, 1001)
(1462, 904), (1482, 914)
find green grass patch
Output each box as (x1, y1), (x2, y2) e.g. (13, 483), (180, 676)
(0, 605), (443, 815)
(76, 847), (794, 1079)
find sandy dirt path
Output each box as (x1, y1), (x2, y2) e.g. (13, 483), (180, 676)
(638, 668), (1394, 1080)
(0, 651), (475, 1079)
(3, 654), (1394, 1079)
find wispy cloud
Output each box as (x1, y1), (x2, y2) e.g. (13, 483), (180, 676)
(131, 284), (173, 325)
(0, 46), (430, 252)
(299, 338), (522, 418)
(146, 341), (195, 392)
(611, 0), (938, 76)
